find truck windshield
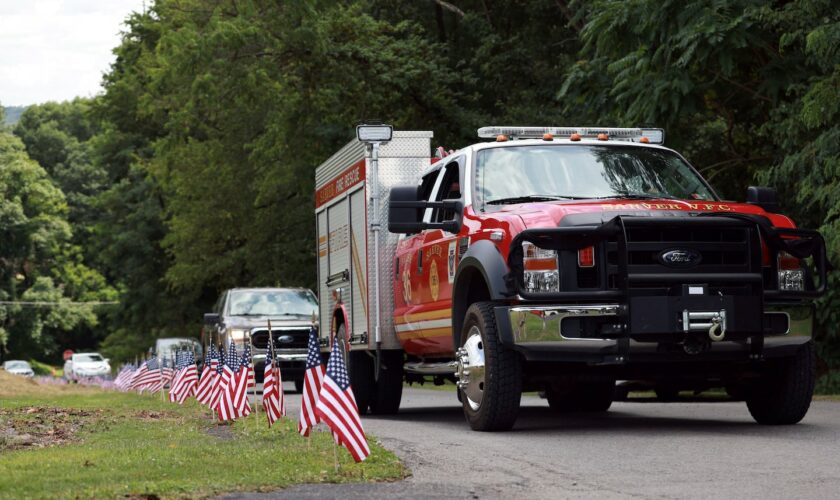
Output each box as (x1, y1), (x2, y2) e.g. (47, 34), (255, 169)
(228, 290), (318, 317)
(75, 354), (104, 362)
(476, 145), (715, 206)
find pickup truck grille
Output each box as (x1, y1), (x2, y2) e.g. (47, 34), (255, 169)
(250, 328), (310, 350)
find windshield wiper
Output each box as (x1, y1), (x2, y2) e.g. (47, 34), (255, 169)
(486, 195), (590, 205)
(612, 192), (685, 201)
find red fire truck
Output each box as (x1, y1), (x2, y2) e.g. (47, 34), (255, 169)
(315, 125), (827, 431)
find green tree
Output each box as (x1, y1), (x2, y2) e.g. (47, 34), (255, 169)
(0, 131), (105, 359)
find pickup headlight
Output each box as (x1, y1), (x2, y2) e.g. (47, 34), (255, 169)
(228, 328), (249, 341)
(522, 242), (560, 293)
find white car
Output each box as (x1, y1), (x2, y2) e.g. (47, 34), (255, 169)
(2, 360), (35, 377)
(64, 353), (111, 379)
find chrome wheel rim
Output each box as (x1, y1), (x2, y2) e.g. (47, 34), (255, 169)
(456, 326), (486, 411)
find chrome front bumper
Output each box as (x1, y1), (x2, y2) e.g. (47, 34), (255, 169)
(507, 303), (813, 344)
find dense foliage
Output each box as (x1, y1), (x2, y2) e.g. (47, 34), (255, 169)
(0, 0), (837, 387)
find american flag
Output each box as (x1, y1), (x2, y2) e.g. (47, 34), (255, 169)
(127, 360), (148, 391)
(168, 351), (184, 403)
(195, 346), (217, 405)
(135, 356), (164, 394)
(210, 345), (226, 411)
(315, 337), (370, 462)
(114, 363), (135, 391)
(262, 337), (285, 426)
(298, 326), (325, 436)
(216, 342), (239, 421)
(171, 351), (198, 404)
(232, 345), (253, 416)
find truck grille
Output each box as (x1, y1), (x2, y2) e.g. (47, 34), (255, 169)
(601, 223), (760, 293)
(250, 328), (310, 350)
(606, 225), (751, 271)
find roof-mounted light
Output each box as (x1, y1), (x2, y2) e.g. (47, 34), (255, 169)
(476, 126), (665, 144)
(356, 123), (393, 143)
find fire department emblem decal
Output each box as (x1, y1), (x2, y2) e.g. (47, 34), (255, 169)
(402, 256), (412, 304)
(429, 260), (440, 301)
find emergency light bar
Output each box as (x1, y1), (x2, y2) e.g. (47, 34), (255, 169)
(477, 126), (665, 144)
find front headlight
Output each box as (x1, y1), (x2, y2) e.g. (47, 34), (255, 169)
(522, 242), (560, 293)
(228, 328), (249, 341)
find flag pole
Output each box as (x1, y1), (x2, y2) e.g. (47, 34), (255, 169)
(249, 330), (258, 428)
(159, 351), (166, 402)
(333, 441), (340, 472)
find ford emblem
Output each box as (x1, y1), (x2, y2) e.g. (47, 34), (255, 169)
(658, 248), (702, 268)
(277, 335), (294, 344)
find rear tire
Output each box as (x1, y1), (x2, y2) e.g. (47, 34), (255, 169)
(343, 324), (375, 415)
(369, 350), (404, 415)
(459, 302), (522, 431)
(546, 379), (615, 412)
(746, 341), (815, 425)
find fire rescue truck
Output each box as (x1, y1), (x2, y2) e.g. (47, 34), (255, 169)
(314, 125), (827, 431)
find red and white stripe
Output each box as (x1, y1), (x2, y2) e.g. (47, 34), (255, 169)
(262, 364), (284, 426)
(232, 366), (252, 417)
(298, 363), (325, 436)
(215, 364), (237, 421)
(172, 365), (198, 404)
(195, 361), (216, 405)
(315, 375), (370, 462)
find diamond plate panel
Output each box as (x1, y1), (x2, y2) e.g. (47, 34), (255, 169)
(367, 132), (433, 349)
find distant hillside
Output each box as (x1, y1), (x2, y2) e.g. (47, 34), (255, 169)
(3, 106), (27, 125)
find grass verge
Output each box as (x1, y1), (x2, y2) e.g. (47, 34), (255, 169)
(0, 372), (404, 499)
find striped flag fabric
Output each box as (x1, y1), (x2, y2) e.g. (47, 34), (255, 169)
(114, 363), (135, 391)
(196, 346), (218, 405)
(210, 345), (227, 411)
(262, 339), (284, 426)
(298, 326), (325, 436)
(233, 344), (253, 413)
(134, 357), (164, 394)
(315, 337), (370, 462)
(172, 351), (198, 404)
(168, 351), (184, 403)
(216, 342), (238, 420)
(128, 360), (148, 391)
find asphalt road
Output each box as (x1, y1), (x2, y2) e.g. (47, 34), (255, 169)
(230, 386), (840, 500)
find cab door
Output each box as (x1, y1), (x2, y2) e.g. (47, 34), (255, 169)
(398, 158), (465, 356)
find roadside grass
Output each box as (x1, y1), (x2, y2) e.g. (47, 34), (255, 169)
(0, 372), (404, 499)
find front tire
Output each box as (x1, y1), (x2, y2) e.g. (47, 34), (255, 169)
(458, 302), (522, 431)
(746, 341), (815, 425)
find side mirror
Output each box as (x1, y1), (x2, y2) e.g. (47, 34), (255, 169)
(746, 186), (779, 213)
(388, 185), (463, 234)
(203, 313), (220, 326)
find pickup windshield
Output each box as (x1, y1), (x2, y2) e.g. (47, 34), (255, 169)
(476, 145), (715, 206)
(228, 289), (318, 317)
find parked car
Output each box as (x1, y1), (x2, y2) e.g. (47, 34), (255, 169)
(204, 287), (318, 391)
(2, 360), (34, 377)
(64, 353), (111, 379)
(155, 338), (203, 368)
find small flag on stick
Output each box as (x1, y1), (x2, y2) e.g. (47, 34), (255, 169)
(298, 325), (325, 436)
(315, 337), (370, 463)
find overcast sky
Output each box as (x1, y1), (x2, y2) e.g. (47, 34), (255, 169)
(0, 0), (146, 106)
